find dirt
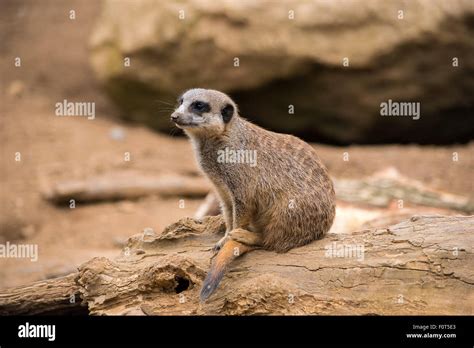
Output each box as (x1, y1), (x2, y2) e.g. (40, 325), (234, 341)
(0, 0), (472, 289)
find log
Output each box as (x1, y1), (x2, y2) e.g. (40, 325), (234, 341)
(0, 215), (472, 315)
(0, 273), (84, 315)
(334, 167), (474, 213)
(194, 192), (220, 219)
(42, 171), (211, 203)
(43, 168), (474, 213)
(42, 168), (473, 214)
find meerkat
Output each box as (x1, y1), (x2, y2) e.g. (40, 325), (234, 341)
(171, 88), (336, 301)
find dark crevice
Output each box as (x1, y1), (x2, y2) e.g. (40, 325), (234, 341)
(174, 275), (190, 293)
(37, 304), (90, 316)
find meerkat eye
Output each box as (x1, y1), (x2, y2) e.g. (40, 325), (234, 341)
(178, 97), (183, 105)
(194, 102), (205, 110)
(191, 101), (211, 113)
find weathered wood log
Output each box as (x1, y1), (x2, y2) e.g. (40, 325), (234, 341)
(194, 192), (220, 219)
(334, 167), (474, 213)
(43, 168), (473, 214)
(1, 215), (471, 315)
(43, 171), (211, 203)
(0, 273), (84, 315)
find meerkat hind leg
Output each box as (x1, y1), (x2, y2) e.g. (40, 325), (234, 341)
(228, 228), (263, 247)
(212, 228), (261, 256)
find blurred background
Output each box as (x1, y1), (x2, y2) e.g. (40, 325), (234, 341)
(1, 0), (473, 289)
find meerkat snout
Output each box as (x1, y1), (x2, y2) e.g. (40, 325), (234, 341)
(170, 112), (179, 122)
(170, 108), (195, 128)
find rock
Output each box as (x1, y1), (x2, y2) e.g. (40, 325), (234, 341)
(90, 0), (474, 144)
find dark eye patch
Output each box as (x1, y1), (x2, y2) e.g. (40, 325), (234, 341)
(190, 101), (211, 114)
(221, 104), (234, 123)
(178, 97), (183, 105)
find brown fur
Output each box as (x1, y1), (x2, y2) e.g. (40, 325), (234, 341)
(171, 88), (336, 300)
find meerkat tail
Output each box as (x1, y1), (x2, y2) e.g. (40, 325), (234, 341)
(200, 239), (253, 301)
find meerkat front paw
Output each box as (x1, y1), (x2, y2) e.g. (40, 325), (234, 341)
(212, 235), (228, 253)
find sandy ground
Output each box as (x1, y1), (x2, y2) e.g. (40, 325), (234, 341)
(1, 0), (473, 289)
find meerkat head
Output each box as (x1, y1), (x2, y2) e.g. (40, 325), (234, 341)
(170, 88), (237, 136)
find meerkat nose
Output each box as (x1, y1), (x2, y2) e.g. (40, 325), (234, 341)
(170, 112), (180, 122)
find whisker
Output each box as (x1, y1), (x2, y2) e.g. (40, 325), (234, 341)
(168, 126), (180, 137)
(153, 99), (176, 106)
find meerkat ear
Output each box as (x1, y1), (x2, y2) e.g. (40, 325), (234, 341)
(221, 104), (234, 123)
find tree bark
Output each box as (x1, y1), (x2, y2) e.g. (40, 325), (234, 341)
(0, 273), (84, 315)
(0, 215), (472, 315)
